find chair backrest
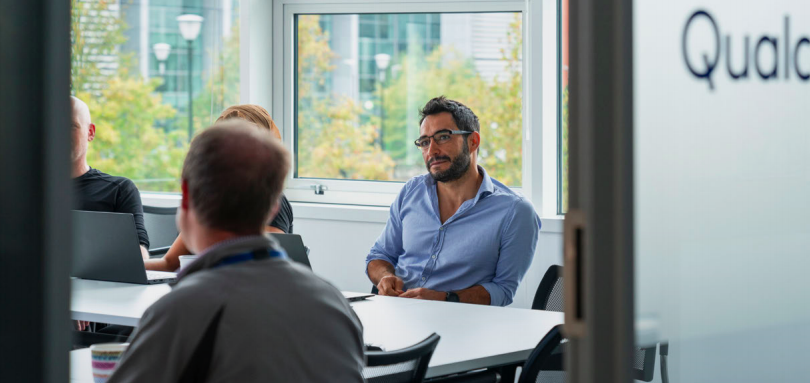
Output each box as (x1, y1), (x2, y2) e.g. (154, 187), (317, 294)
(142, 205), (178, 250)
(364, 333), (441, 383)
(518, 324), (566, 383)
(532, 265), (564, 311)
(530, 266), (657, 382)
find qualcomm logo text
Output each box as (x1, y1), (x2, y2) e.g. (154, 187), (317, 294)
(683, 10), (810, 90)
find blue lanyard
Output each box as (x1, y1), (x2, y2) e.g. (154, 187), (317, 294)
(213, 249), (286, 269)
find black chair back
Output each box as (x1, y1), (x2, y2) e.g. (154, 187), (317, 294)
(530, 266), (657, 381)
(143, 205), (178, 256)
(532, 265), (564, 311)
(365, 333), (441, 383)
(518, 324), (566, 383)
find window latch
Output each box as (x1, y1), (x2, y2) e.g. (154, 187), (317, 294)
(310, 184), (328, 195)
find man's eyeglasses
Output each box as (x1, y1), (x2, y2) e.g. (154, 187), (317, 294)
(414, 130), (472, 150)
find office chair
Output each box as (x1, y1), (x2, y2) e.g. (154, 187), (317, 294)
(142, 205), (178, 257)
(517, 324), (566, 383)
(364, 333), (441, 383)
(532, 265), (657, 382)
(659, 342), (669, 383)
(532, 265), (564, 311)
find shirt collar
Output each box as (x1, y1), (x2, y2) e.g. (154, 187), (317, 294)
(175, 234), (280, 282)
(475, 165), (495, 201)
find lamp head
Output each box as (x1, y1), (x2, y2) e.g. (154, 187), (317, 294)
(176, 14), (204, 41)
(153, 43), (172, 61)
(374, 53), (391, 70)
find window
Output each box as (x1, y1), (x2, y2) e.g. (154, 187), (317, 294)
(294, 11), (524, 189)
(70, 0), (241, 192)
(558, 0), (570, 213)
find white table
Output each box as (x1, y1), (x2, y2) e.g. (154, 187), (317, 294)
(71, 278), (563, 380)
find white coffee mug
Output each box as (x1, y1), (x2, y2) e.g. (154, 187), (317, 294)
(178, 255), (200, 271)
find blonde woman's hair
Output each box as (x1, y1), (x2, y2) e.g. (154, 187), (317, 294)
(217, 104), (281, 140)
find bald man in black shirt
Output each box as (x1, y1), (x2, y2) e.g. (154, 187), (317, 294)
(71, 96), (150, 258)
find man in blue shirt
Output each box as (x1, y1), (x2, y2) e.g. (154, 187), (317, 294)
(366, 96), (541, 306)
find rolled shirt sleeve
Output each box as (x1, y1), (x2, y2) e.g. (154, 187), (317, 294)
(480, 198), (541, 306)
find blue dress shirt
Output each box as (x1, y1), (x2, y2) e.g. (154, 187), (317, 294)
(366, 166), (541, 306)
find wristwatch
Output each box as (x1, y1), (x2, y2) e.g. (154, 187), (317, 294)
(445, 291), (460, 302)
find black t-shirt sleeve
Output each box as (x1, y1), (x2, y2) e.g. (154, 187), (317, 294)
(268, 195), (294, 234)
(116, 179), (150, 248)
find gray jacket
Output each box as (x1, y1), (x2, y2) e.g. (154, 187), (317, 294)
(109, 235), (365, 383)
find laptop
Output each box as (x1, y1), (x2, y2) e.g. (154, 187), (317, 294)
(268, 233), (313, 269)
(72, 210), (177, 284)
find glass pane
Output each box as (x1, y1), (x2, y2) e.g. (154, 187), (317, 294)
(70, 0), (241, 192)
(634, 2), (810, 382)
(296, 12), (523, 185)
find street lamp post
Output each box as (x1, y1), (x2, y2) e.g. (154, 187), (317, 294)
(374, 53), (391, 150)
(176, 14), (204, 142)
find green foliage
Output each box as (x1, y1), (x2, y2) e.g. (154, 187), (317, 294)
(72, 0), (183, 192)
(78, 78), (183, 192)
(298, 97), (396, 180)
(296, 15), (396, 180)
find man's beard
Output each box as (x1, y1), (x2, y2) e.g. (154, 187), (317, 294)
(426, 141), (471, 183)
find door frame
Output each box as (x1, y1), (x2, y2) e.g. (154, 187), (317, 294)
(564, 0), (635, 382)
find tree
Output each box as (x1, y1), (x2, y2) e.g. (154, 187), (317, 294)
(72, 0), (183, 192)
(296, 15), (396, 180)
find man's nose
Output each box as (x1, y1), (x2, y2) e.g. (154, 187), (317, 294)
(427, 138), (442, 156)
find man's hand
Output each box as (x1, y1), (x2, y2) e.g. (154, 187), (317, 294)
(399, 287), (445, 301)
(377, 275), (405, 296)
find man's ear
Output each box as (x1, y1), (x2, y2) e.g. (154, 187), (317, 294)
(468, 131), (481, 152)
(181, 180), (190, 210)
(87, 123), (96, 142)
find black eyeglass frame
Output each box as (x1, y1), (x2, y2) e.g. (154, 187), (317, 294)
(414, 130), (473, 150)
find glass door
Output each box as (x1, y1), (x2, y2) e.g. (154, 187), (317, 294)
(567, 1), (810, 382)
(633, 1), (810, 382)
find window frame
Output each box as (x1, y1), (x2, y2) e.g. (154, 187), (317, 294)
(240, 0), (558, 215)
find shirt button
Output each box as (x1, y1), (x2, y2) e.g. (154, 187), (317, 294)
(421, 277), (426, 281)
(431, 255), (437, 259)
(439, 227), (444, 231)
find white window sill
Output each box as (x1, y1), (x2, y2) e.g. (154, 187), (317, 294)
(291, 202), (564, 233)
